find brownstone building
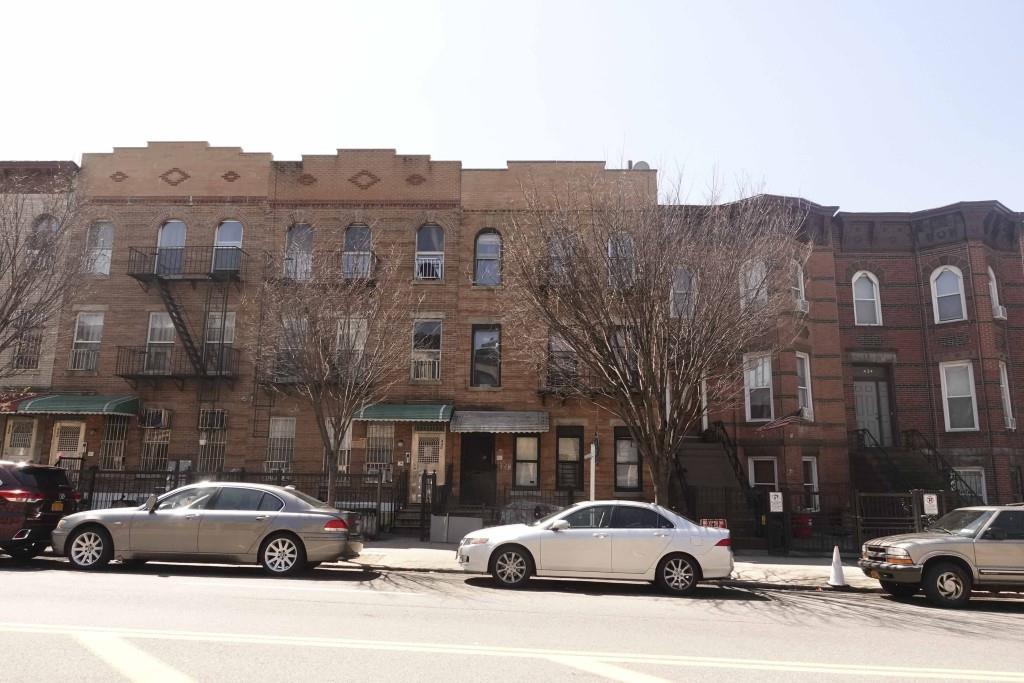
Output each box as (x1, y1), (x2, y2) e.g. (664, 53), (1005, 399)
(1, 143), (1022, 514)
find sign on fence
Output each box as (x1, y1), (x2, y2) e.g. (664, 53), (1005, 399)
(768, 491), (784, 513)
(922, 493), (939, 516)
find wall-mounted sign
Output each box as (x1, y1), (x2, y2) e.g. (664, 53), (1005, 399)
(769, 491), (784, 513)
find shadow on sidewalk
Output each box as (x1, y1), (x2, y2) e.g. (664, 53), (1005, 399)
(463, 576), (770, 601)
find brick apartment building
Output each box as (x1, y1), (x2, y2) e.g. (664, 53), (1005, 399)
(1, 142), (1022, 512)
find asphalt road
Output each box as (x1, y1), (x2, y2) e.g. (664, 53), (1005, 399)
(4, 555), (1024, 683)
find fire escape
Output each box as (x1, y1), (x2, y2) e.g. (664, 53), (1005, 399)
(118, 245), (244, 431)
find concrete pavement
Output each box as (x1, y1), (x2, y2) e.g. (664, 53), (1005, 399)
(3, 556), (1023, 682)
(342, 537), (880, 590)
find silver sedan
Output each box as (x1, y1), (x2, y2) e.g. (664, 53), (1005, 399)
(51, 482), (363, 576)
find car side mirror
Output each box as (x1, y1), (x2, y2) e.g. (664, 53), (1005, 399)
(549, 519), (570, 532)
(145, 494), (158, 512)
(984, 527), (1008, 541)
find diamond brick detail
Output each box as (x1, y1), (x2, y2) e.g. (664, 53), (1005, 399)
(297, 173), (317, 186)
(159, 168), (191, 186)
(109, 171), (129, 182)
(221, 170), (240, 182)
(348, 170), (380, 190)
(405, 174), (426, 186)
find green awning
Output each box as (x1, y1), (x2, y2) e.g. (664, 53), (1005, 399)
(354, 403), (453, 422)
(15, 394), (140, 416)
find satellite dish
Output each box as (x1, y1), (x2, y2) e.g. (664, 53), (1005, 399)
(632, 161), (650, 170)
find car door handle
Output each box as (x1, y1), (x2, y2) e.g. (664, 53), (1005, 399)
(185, 513), (199, 519)
(255, 515), (268, 521)
(654, 533), (670, 538)
(592, 532), (608, 538)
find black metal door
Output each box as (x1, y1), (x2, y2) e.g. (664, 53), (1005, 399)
(460, 433), (496, 506)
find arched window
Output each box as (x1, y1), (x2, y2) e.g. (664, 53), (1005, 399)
(343, 224), (373, 279)
(988, 267), (1006, 319)
(415, 224), (444, 280)
(474, 229), (501, 286)
(156, 220), (187, 275)
(930, 266), (966, 323)
(87, 221), (114, 275)
(670, 266), (693, 318)
(213, 220), (243, 274)
(284, 223), (313, 280)
(852, 271), (882, 326)
(740, 260), (767, 308)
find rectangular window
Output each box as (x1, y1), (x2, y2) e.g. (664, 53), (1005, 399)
(204, 311), (236, 374)
(744, 353), (773, 422)
(795, 352), (813, 421)
(954, 467), (987, 504)
(614, 426), (641, 491)
(336, 318), (368, 379)
(70, 312), (104, 371)
(670, 267), (693, 319)
(6, 418), (36, 450)
(146, 312), (175, 374)
(748, 456), (778, 492)
(198, 428), (227, 472)
(98, 415), (129, 470)
(13, 327), (42, 370)
(365, 422), (395, 480)
(471, 324), (501, 387)
(556, 426), (584, 490)
(323, 422), (352, 473)
(999, 361), (1015, 430)
(801, 456), (819, 511)
(412, 320), (442, 380)
(939, 361), (978, 431)
(514, 435), (540, 488)
(547, 335), (577, 388)
(265, 417), (295, 472)
(140, 429), (171, 470)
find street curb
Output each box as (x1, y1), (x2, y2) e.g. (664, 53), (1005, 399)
(337, 562), (882, 593)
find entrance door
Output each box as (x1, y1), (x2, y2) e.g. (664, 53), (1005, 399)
(853, 368), (893, 447)
(410, 426), (446, 503)
(4, 417), (38, 462)
(460, 433), (496, 506)
(49, 421), (86, 465)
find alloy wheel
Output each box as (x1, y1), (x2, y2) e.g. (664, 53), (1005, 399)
(936, 571), (964, 601)
(265, 537), (298, 573)
(663, 557), (695, 592)
(71, 531), (104, 567)
(495, 551), (527, 584)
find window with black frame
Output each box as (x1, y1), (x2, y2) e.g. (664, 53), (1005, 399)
(614, 426), (641, 491)
(513, 435), (540, 488)
(556, 426), (583, 491)
(471, 324), (500, 387)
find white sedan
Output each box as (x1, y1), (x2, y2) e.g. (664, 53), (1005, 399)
(457, 500), (733, 595)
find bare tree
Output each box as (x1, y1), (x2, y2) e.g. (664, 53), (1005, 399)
(0, 168), (88, 382)
(249, 239), (416, 505)
(502, 173), (810, 507)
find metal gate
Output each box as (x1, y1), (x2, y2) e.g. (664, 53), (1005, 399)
(856, 490), (949, 546)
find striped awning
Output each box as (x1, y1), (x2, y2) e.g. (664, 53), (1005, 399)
(11, 394), (140, 416)
(449, 410), (550, 433)
(353, 403), (454, 422)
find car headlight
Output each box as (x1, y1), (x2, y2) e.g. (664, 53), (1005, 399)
(461, 537), (488, 546)
(883, 547), (913, 565)
(55, 518), (67, 530)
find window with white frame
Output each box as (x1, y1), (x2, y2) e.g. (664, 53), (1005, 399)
(87, 221), (114, 275)
(744, 353), (773, 422)
(324, 422), (352, 473)
(365, 422), (395, 479)
(795, 352), (813, 421)
(852, 271), (882, 325)
(70, 312), (103, 371)
(514, 435), (540, 488)
(670, 266), (693, 318)
(284, 223), (313, 280)
(999, 361), (1015, 430)
(265, 417), (296, 472)
(146, 312), (175, 373)
(748, 456), (778, 492)
(98, 415), (129, 470)
(939, 361), (978, 431)
(474, 229), (502, 286)
(931, 266), (966, 323)
(415, 224), (444, 280)
(801, 456), (819, 511)
(791, 260), (806, 308)
(740, 260), (768, 308)
(140, 429), (171, 470)
(213, 220), (243, 273)
(197, 428), (227, 472)
(953, 467), (987, 504)
(336, 317), (368, 361)
(343, 224), (373, 279)
(607, 232), (636, 286)
(204, 311), (235, 374)
(13, 322), (42, 370)
(614, 426), (641, 491)
(412, 320), (441, 380)
(988, 267), (1006, 319)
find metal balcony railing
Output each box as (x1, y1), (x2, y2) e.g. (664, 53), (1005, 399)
(411, 355), (441, 380)
(415, 253), (443, 280)
(115, 345), (239, 378)
(68, 348), (99, 371)
(127, 246), (247, 281)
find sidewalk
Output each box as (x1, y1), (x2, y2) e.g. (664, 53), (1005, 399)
(339, 538), (879, 591)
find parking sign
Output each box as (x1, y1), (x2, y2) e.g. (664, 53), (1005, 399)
(922, 493), (939, 516)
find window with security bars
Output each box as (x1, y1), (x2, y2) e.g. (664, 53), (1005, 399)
(7, 419), (35, 449)
(415, 426), (443, 469)
(412, 320), (441, 380)
(365, 422), (395, 480)
(265, 417), (295, 472)
(323, 422), (351, 473)
(140, 429), (170, 470)
(70, 312), (103, 371)
(13, 327), (42, 370)
(98, 416), (129, 470)
(198, 429), (227, 472)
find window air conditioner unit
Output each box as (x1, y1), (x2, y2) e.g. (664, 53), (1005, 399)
(140, 408), (171, 429)
(995, 305), (1008, 320)
(796, 299), (810, 314)
(198, 409), (228, 431)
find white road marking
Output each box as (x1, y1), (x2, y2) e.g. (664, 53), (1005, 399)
(548, 655), (672, 683)
(75, 632), (195, 683)
(8, 622), (1022, 682)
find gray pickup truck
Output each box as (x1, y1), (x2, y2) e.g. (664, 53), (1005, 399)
(858, 505), (1024, 608)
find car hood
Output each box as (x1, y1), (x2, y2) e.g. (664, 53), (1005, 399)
(62, 506), (141, 525)
(866, 532), (973, 548)
(466, 523), (531, 542)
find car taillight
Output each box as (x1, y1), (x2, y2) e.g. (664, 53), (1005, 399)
(68, 491), (83, 502)
(0, 489), (44, 504)
(715, 537), (732, 547)
(324, 518), (348, 532)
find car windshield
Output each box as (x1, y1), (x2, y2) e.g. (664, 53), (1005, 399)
(530, 504), (577, 526)
(286, 488), (333, 509)
(927, 509), (993, 537)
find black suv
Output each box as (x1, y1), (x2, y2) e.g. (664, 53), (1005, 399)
(0, 461), (79, 561)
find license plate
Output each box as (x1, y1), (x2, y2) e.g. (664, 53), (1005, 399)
(867, 570), (880, 579)
(51, 502), (63, 512)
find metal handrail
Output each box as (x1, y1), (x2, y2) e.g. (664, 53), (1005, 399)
(849, 428), (912, 492)
(709, 420), (759, 508)
(902, 429), (983, 504)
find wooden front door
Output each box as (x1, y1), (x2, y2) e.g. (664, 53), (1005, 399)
(459, 433), (496, 506)
(854, 379), (893, 447)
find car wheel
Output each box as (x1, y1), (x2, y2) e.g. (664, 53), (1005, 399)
(880, 581), (918, 600)
(260, 533), (307, 577)
(490, 546), (533, 588)
(656, 554), (699, 596)
(923, 561), (972, 608)
(67, 527), (113, 570)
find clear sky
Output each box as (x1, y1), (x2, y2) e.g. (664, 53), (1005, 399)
(2, 1), (1021, 211)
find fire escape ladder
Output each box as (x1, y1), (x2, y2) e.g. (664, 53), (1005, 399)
(902, 429), (983, 505)
(197, 279), (231, 407)
(709, 420), (759, 509)
(154, 279), (206, 376)
(251, 256), (274, 438)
